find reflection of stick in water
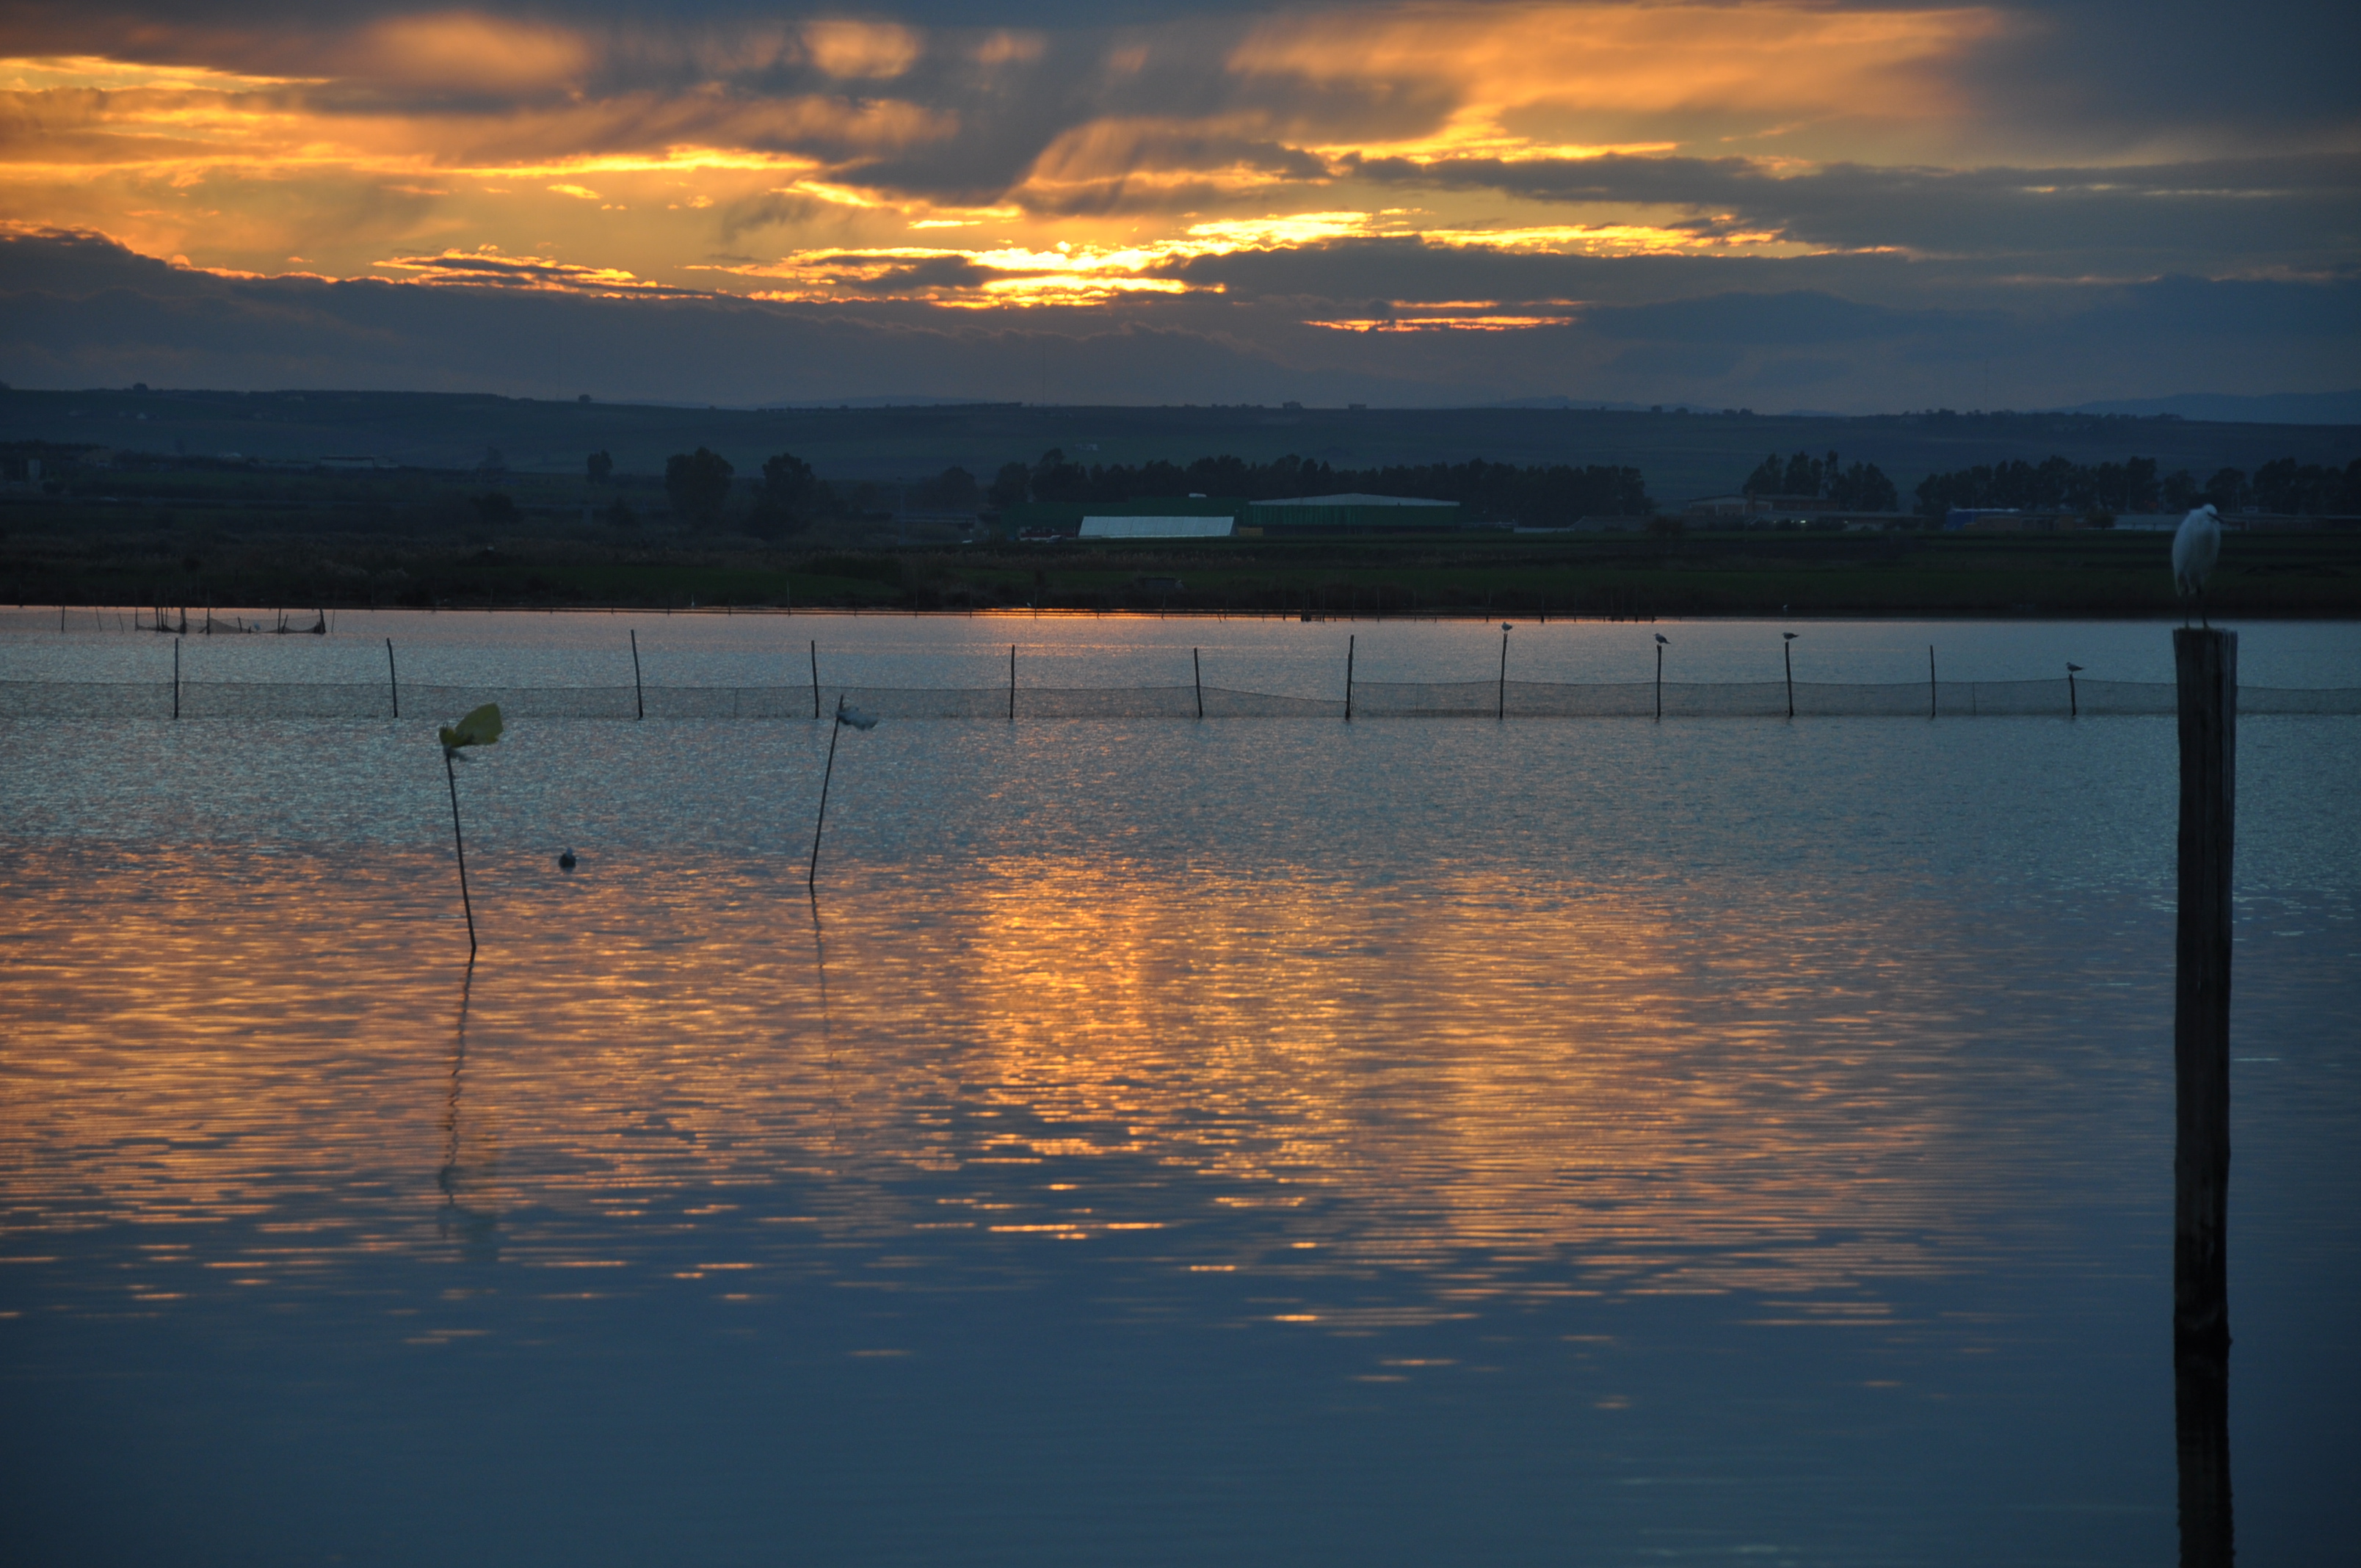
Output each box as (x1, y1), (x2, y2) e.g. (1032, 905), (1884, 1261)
(807, 887), (844, 1146)
(437, 961), (500, 1261)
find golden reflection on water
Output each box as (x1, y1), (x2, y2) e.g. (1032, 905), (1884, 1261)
(2, 843), (2028, 1324)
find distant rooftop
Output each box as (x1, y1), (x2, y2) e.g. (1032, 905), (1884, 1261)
(1078, 515), (1236, 539)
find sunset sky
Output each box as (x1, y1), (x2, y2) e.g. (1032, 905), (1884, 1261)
(2, 0), (2354, 407)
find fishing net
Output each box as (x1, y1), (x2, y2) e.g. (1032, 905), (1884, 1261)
(4, 675), (2354, 721)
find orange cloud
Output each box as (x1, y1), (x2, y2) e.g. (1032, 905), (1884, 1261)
(801, 20), (924, 80)
(1236, 2), (2009, 117)
(358, 12), (594, 92)
(373, 245), (692, 294)
(0, 5), (2018, 313)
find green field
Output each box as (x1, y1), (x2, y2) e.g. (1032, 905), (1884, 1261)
(9, 518), (2355, 620)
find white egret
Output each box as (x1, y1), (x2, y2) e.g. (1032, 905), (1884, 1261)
(2172, 504), (2222, 626)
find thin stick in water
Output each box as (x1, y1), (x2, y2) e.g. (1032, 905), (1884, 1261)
(1498, 625), (1509, 720)
(630, 628), (645, 720)
(809, 695), (845, 888)
(445, 747), (478, 954)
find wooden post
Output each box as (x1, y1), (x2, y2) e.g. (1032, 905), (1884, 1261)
(629, 628), (644, 720)
(1928, 645), (1937, 718)
(1498, 627), (1509, 720)
(1193, 647), (1203, 719)
(385, 638), (399, 718)
(2176, 1337), (2235, 1568)
(1008, 644), (1016, 722)
(1344, 634), (1355, 721)
(810, 640), (819, 719)
(2174, 627), (2235, 1354)
(1783, 634), (1796, 719)
(1654, 641), (1663, 721)
(2068, 663), (2081, 719)
(172, 636), (180, 720)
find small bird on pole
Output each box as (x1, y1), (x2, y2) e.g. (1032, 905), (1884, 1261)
(2172, 504), (2223, 627)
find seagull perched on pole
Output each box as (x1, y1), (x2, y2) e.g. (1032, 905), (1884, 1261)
(2172, 504), (2222, 626)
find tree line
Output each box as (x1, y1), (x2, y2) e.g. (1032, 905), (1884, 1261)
(1911, 454), (2361, 518)
(1739, 450), (1900, 511)
(989, 449), (1650, 523)
(595, 445), (1652, 531)
(585, 446), (982, 536)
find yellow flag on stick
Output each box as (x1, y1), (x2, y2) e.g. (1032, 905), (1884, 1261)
(439, 703), (504, 756)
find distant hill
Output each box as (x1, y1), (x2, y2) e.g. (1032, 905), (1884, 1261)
(759, 396), (1008, 410)
(2063, 391), (2361, 426)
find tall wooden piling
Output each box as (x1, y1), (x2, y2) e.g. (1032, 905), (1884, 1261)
(629, 628), (645, 719)
(810, 640), (819, 719)
(385, 639), (399, 718)
(2173, 627), (2235, 1351)
(2176, 1337), (2234, 1568)
(1193, 647), (1204, 719)
(172, 636), (180, 720)
(1928, 645), (1937, 718)
(1344, 634), (1355, 721)
(1008, 645), (1016, 722)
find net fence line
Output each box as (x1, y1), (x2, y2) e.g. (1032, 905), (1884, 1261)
(5, 675), (2358, 720)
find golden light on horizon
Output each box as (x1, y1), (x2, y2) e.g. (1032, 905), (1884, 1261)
(0, 2), (2034, 317)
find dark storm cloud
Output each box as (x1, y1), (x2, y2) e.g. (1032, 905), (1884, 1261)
(7, 228), (2354, 412)
(1344, 151), (2361, 273)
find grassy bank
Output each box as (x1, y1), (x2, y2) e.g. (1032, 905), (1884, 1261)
(7, 520), (2356, 619)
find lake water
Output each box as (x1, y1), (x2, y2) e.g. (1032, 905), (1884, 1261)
(4, 613), (2358, 1567)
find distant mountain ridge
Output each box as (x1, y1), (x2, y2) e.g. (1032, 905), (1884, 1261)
(2061, 390), (2361, 426)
